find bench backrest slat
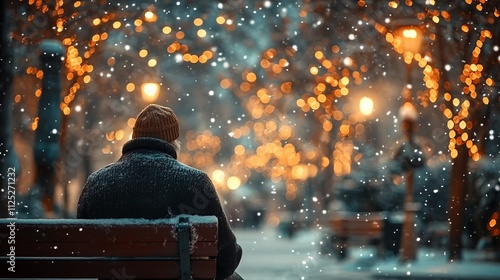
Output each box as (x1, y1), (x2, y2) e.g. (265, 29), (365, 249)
(328, 212), (385, 238)
(0, 216), (218, 279)
(11, 222), (217, 258)
(13, 241), (217, 257)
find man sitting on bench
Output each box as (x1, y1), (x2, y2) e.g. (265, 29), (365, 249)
(77, 104), (243, 280)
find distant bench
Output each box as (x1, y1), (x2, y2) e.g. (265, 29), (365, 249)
(0, 215), (218, 279)
(323, 212), (385, 259)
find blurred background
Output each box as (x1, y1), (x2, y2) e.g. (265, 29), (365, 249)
(1, 0), (499, 269)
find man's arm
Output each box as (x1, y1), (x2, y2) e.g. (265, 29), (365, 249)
(198, 174), (242, 279)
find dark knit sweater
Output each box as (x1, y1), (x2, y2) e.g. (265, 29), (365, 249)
(77, 137), (242, 279)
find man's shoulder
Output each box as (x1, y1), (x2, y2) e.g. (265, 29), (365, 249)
(173, 161), (209, 178)
(85, 161), (119, 181)
(87, 152), (209, 183)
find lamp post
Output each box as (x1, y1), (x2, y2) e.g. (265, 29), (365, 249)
(393, 21), (424, 263)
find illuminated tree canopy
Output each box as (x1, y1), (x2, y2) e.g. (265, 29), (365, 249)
(6, 0), (499, 202)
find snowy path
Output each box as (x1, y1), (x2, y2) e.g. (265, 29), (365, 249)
(234, 226), (374, 280)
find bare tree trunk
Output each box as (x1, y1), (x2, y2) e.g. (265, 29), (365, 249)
(434, 22), (469, 262)
(448, 144), (468, 260)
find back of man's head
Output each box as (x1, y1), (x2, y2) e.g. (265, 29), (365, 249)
(132, 104), (179, 142)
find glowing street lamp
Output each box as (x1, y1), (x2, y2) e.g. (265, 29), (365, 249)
(398, 26), (423, 57)
(358, 96), (375, 145)
(359, 96), (374, 116)
(141, 82), (160, 103)
(394, 22), (423, 97)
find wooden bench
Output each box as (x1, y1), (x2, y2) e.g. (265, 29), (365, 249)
(0, 215), (218, 279)
(323, 212), (385, 259)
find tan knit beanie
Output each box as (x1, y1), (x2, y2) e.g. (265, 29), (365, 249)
(132, 104), (179, 142)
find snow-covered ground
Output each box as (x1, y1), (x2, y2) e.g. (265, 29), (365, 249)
(234, 226), (374, 280)
(234, 226), (500, 280)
